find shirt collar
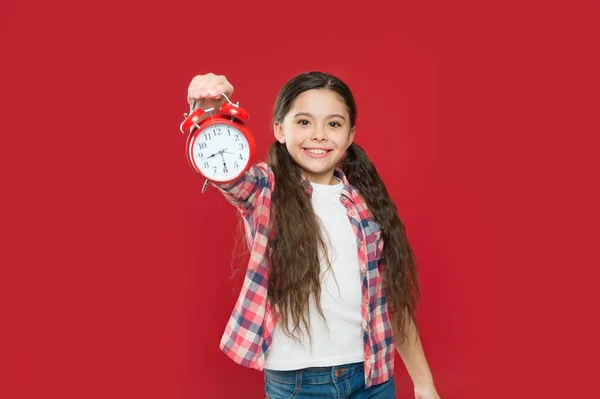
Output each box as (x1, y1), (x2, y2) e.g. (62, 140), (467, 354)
(300, 168), (356, 203)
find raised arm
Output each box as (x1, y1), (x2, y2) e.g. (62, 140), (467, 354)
(187, 73), (269, 216)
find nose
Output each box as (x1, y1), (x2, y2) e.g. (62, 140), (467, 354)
(311, 125), (327, 142)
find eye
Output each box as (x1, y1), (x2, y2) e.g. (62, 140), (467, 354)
(329, 121), (342, 128)
(297, 119), (310, 126)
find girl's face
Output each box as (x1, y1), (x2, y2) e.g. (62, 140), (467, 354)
(274, 89), (355, 185)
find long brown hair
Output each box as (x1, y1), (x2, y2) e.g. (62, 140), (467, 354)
(267, 71), (420, 343)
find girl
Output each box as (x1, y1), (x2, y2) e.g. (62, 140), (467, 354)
(186, 72), (440, 399)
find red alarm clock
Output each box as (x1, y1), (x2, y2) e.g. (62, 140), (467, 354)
(180, 95), (256, 192)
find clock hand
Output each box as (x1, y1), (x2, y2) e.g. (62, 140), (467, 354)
(202, 151), (220, 160)
(217, 147), (235, 156)
(218, 150), (229, 172)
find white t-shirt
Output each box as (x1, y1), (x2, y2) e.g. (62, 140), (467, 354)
(264, 179), (364, 370)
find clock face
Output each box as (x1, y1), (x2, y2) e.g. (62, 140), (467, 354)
(190, 123), (251, 182)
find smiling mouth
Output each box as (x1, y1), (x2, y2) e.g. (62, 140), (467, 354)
(303, 148), (332, 155)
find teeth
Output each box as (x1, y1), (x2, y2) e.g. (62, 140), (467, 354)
(306, 149), (327, 154)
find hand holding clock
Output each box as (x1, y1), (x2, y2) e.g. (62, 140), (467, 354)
(187, 73), (234, 113)
(181, 73), (256, 187)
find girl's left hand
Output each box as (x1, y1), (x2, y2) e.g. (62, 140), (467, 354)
(414, 385), (441, 399)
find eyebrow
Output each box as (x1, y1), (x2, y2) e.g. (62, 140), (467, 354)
(293, 112), (346, 121)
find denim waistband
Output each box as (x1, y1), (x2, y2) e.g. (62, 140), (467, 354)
(264, 362), (363, 385)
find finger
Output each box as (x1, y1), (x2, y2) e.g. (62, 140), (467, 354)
(208, 85), (234, 101)
(207, 75), (225, 95)
(208, 76), (233, 97)
(187, 77), (201, 99)
(222, 81), (234, 96)
(207, 83), (227, 99)
(187, 86), (199, 103)
(188, 77), (210, 101)
(190, 84), (209, 100)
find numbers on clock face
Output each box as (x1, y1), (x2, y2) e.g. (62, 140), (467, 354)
(191, 123), (250, 181)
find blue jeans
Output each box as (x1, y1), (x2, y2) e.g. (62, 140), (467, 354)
(264, 362), (396, 398)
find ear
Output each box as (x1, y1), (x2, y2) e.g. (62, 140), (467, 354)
(273, 122), (285, 144)
(347, 127), (356, 148)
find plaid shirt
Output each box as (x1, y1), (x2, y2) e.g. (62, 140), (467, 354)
(215, 162), (395, 388)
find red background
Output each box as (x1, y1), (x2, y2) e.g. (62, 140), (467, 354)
(1, 1), (599, 398)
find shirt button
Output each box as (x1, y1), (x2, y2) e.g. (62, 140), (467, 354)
(349, 210), (357, 217)
(360, 265), (367, 274)
(363, 297), (369, 305)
